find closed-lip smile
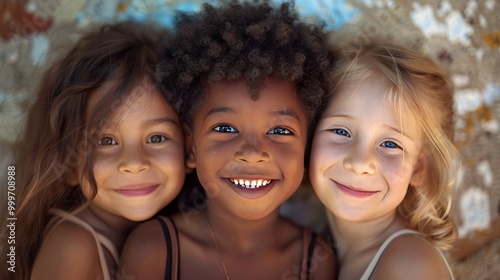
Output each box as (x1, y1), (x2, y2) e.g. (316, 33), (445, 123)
(333, 180), (380, 198)
(114, 183), (159, 196)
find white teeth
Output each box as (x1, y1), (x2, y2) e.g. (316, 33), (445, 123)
(230, 179), (271, 189)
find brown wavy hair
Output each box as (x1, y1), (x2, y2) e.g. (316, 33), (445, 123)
(329, 39), (461, 249)
(0, 22), (171, 279)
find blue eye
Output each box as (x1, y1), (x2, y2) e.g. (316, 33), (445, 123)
(331, 128), (350, 137)
(147, 135), (167, 143)
(381, 141), (401, 149)
(99, 136), (117, 146)
(214, 125), (237, 133)
(268, 127), (291, 135)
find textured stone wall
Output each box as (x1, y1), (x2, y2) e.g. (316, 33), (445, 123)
(1, 0), (499, 278)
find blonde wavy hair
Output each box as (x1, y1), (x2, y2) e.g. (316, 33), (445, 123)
(329, 40), (461, 249)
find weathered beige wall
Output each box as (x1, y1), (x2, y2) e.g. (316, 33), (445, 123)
(1, 0), (499, 278)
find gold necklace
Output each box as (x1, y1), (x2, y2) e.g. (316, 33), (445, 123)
(207, 216), (230, 280)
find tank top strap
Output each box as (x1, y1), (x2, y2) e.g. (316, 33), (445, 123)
(48, 208), (119, 280)
(358, 228), (457, 280)
(436, 243), (455, 279)
(299, 227), (317, 280)
(157, 215), (180, 280)
(360, 229), (419, 280)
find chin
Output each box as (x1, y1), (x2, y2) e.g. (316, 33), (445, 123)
(123, 209), (159, 222)
(234, 205), (278, 221)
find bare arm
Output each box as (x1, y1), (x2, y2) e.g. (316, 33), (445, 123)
(119, 219), (167, 279)
(31, 222), (102, 280)
(370, 235), (452, 280)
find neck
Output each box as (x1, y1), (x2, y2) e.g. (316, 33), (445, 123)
(78, 205), (138, 251)
(327, 210), (406, 264)
(205, 204), (283, 254)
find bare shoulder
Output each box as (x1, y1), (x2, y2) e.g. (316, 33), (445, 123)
(119, 217), (167, 279)
(372, 234), (452, 280)
(310, 234), (337, 280)
(278, 218), (337, 280)
(31, 221), (101, 280)
(122, 217), (166, 253)
(170, 210), (210, 244)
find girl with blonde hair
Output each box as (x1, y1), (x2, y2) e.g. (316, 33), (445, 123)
(309, 40), (461, 279)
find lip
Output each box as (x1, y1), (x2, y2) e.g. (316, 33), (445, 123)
(225, 177), (277, 199)
(333, 180), (380, 198)
(114, 183), (159, 197)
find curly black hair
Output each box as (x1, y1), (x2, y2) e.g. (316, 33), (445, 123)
(157, 0), (334, 124)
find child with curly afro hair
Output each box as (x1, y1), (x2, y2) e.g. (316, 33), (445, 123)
(120, 1), (336, 279)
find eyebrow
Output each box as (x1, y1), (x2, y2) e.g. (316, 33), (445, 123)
(206, 106), (300, 120)
(205, 106), (235, 118)
(324, 114), (416, 140)
(321, 114), (352, 120)
(144, 117), (179, 126)
(273, 109), (301, 121)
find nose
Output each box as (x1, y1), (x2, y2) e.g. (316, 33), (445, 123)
(234, 136), (270, 164)
(343, 142), (376, 175)
(118, 146), (150, 173)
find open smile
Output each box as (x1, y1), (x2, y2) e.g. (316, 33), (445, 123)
(230, 178), (272, 189)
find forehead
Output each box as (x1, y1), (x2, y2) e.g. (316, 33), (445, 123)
(199, 78), (305, 116)
(331, 77), (390, 108)
(86, 77), (157, 110)
(87, 81), (117, 116)
(87, 80), (173, 121)
(330, 78), (422, 137)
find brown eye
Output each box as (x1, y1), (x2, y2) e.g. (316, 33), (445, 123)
(268, 127), (292, 135)
(99, 136), (117, 146)
(214, 125), (237, 133)
(147, 135), (167, 143)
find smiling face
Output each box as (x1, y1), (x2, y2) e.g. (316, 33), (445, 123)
(309, 77), (425, 223)
(187, 78), (308, 220)
(77, 82), (185, 221)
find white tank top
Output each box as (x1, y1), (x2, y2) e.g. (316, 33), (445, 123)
(359, 229), (454, 280)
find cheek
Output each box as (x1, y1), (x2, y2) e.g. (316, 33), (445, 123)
(379, 154), (414, 175)
(157, 146), (185, 168)
(80, 154), (113, 197)
(79, 180), (95, 201)
(192, 142), (226, 190)
(92, 156), (111, 181)
(310, 137), (342, 171)
(277, 142), (305, 161)
(273, 142), (306, 179)
(378, 157), (414, 190)
(196, 138), (234, 160)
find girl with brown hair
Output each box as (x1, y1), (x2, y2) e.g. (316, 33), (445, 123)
(2, 22), (187, 280)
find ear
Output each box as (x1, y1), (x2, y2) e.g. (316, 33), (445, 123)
(410, 154), (426, 187)
(183, 123), (196, 172)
